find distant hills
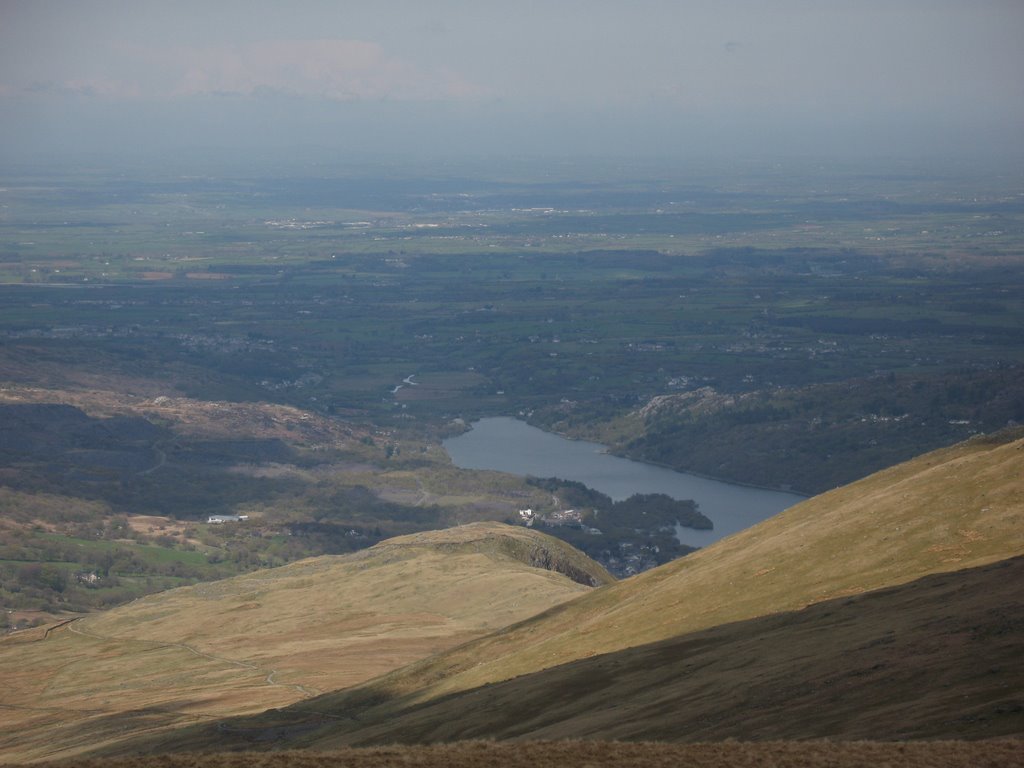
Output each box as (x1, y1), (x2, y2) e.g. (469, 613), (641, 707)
(1, 428), (1022, 762)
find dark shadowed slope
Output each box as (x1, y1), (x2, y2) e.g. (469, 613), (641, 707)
(103, 556), (1024, 752)
(9, 739), (1024, 768)
(123, 429), (1024, 753)
(301, 555), (1024, 745)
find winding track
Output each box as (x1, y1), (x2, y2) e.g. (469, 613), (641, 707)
(2, 618), (324, 747)
(62, 619), (319, 698)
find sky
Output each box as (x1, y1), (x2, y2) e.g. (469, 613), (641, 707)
(1, 0), (1023, 168)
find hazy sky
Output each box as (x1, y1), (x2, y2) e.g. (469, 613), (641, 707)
(1, 0), (1023, 167)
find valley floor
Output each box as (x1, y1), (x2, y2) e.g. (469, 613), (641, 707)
(5, 740), (1022, 768)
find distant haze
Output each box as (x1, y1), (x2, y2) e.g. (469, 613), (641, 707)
(1, 0), (1023, 168)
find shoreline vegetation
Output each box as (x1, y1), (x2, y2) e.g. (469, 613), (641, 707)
(511, 417), (811, 496)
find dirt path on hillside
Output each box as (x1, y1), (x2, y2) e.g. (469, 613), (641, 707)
(136, 444), (167, 475)
(64, 620), (318, 699)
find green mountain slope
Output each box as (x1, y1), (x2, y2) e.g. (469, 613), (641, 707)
(0, 523), (611, 763)
(149, 427), (1024, 751)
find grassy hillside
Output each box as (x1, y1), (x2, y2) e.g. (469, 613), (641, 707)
(0, 523), (610, 763)
(143, 427), (1024, 751)
(216, 555), (1023, 747)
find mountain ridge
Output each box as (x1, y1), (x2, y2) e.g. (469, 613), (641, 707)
(0, 522), (608, 763)
(154, 554), (1023, 750)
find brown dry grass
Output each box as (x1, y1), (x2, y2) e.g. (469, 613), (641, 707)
(0, 524), (601, 763)
(5, 740), (1023, 768)
(266, 555), (1020, 748)
(124, 514), (205, 546)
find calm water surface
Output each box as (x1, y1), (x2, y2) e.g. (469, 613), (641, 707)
(443, 417), (805, 547)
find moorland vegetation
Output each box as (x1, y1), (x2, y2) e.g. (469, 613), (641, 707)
(7, 739), (1024, 768)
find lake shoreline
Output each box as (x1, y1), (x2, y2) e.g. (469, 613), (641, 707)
(606, 446), (810, 498)
(445, 417), (805, 548)
(524, 419), (811, 499)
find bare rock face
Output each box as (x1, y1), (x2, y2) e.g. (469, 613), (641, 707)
(635, 387), (742, 421)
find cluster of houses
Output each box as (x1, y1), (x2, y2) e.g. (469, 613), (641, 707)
(518, 508), (601, 535)
(206, 514), (249, 524)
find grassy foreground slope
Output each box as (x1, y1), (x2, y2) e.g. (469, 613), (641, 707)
(146, 427), (1024, 751)
(9, 740), (1024, 768)
(0, 523), (611, 763)
(266, 555), (1024, 745)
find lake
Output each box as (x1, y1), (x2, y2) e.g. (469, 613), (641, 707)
(443, 417), (805, 547)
